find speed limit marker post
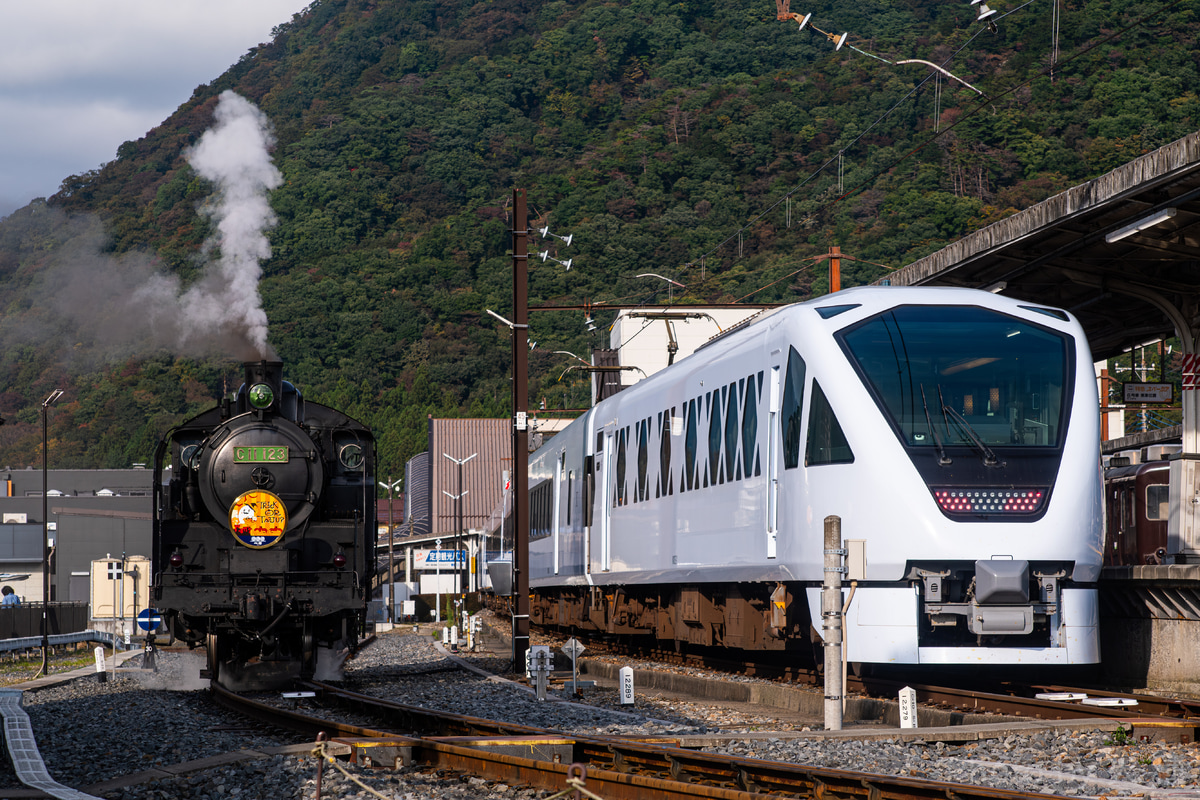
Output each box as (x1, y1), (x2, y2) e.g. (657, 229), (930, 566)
(561, 638), (585, 696)
(137, 608), (162, 672)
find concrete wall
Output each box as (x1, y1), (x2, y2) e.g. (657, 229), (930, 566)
(1099, 565), (1200, 694)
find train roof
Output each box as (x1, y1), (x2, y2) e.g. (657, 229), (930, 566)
(693, 285), (1077, 355)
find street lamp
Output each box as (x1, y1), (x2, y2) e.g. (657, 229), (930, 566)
(37, 389), (63, 679)
(442, 452), (477, 600)
(378, 477), (403, 621)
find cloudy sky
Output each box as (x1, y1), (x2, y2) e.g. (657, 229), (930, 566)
(0, 1), (312, 219)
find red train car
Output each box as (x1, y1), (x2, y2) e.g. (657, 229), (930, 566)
(1103, 446), (1178, 566)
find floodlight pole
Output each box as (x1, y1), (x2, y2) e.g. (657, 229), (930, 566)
(511, 188), (531, 671)
(443, 452), (477, 602)
(378, 477), (402, 621)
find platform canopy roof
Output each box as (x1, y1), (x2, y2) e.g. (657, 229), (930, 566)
(879, 132), (1200, 361)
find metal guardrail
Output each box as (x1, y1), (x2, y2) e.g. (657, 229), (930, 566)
(0, 630), (130, 653)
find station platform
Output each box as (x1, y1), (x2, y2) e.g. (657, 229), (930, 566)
(1099, 564), (1200, 695)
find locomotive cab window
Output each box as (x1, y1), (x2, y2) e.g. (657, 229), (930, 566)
(837, 305), (1073, 451)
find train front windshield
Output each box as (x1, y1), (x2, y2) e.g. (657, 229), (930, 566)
(839, 305), (1073, 449)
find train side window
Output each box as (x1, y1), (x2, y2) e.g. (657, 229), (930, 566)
(782, 346), (807, 469)
(684, 399), (698, 490)
(742, 374), (759, 478)
(637, 419), (649, 501)
(583, 456), (594, 527)
(615, 427), (628, 507)
(659, 411), (672, 498)
(708, 392), (723, 485)
(724, 382), (740, 481)
(1146, 484), (1170, 520)
(806, 381), (854, 466)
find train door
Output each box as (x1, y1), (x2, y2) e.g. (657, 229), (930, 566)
(767, 363), (782, 558)
(599, 430), (614, 571)
(553, 451), (564, 575)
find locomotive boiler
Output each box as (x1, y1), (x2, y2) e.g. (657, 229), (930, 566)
(152, 361), (376, 688)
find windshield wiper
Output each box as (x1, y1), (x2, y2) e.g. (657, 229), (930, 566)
(920, 385), (951, 466)
(938, 386), (1006, 468)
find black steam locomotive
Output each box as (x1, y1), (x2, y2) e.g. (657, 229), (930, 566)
(152, 361), (376, 688)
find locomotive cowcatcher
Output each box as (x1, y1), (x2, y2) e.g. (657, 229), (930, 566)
(153, 361), (376, 688)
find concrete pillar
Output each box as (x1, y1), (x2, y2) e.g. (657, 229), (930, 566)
(1169, 339), (1200, 560)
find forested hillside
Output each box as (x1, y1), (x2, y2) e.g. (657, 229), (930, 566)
(0, 0), (1194, 478)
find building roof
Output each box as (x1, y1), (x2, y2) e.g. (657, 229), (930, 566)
(879, 131), (1200, 362)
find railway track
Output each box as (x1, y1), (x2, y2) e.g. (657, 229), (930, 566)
(516, 622), (1200, 728)
(212, 674), (1143, 800)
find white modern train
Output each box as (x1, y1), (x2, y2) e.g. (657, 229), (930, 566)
(514, 286), (1102, 666)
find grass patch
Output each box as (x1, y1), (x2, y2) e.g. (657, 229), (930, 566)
(0, 646), (111, 687)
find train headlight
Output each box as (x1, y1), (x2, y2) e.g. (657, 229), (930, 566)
(932, 488), (1047, 516)
(248, 383), (274, 409)
(169, 550), (184, 569)
(333, 551), (347, 569)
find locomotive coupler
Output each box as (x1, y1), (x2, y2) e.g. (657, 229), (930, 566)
(243, 594), (271, 621)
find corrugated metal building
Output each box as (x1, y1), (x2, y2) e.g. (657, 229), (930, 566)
(404, 451), (432, 538)
(427, 418), (511, 537)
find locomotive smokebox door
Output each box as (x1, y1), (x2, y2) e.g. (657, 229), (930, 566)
(198, 425), (323, 534)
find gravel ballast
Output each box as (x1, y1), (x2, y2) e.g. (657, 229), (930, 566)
(0, 630), (1195, 799)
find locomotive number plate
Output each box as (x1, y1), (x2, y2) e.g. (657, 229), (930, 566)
(229, 489), (288, 548)
(233, 446), (289, 464)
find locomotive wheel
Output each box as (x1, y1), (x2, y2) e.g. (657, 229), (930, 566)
(301, 630), (316, 679)
(206, 633), (221, 682)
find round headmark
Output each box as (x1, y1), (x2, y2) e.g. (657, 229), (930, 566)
(228, 489), (288, 548)
(248, 383), (274, 409)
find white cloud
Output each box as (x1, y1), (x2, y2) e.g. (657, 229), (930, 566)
(0, 0), (311, 217)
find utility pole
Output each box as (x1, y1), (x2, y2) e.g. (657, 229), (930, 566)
(511, 188), (531, 671)
(829, 245), (841, 293)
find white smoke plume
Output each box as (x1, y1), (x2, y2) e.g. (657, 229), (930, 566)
(0, 91), (283, 370)
(136, 90), (282, 360)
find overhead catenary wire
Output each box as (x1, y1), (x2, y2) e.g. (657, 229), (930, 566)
(686, 10), (1000, 274)
(684, 0), (1180, 291)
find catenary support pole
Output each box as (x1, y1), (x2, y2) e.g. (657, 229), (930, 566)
(511, 188), (531, 670)
(822, 515), (845, 731)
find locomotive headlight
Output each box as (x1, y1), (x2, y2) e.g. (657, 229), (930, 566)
(339, 443), (364, 470)
(333, 550), (347, 569)
(169, 550), (184, 569)
(248, 383), (274, 409)
(932, 488), (1048, 516)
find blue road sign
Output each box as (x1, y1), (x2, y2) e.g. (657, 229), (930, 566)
(137, 608), (163, 632)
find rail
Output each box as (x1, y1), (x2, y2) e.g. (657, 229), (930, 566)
(213, 680), (1123, 800)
